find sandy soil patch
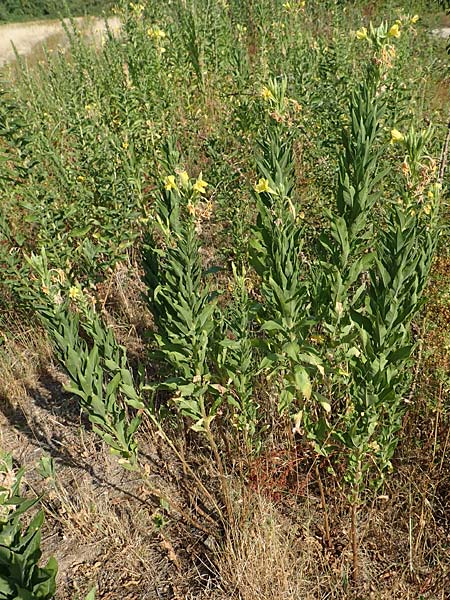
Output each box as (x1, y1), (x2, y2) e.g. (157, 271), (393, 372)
(432, 26), (450, 38)
(0, 16), (121, 67)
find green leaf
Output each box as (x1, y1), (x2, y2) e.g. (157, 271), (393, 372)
(85, 587), (96, 600)
(261, 320), (284, 332)
(105, 372), (121, 398)
(388, 345), (413, 363)
(284, 341), (300, 361)
(190, 418), (206, 432)
(70, 225), (92, 238)
(293, 366), (311, 400)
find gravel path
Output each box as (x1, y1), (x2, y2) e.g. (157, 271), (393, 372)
(0, 16), (121, 67)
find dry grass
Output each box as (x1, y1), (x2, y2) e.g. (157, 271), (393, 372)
(0, 316), (53, 407)
(218, 492), (322, 600)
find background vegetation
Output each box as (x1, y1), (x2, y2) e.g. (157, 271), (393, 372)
(0, 0), (113, 22)
(0, 0), (449, 598)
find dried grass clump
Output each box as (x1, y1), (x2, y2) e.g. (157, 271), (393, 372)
(0, 317), (52, 406)
(217, 492), (322, 600)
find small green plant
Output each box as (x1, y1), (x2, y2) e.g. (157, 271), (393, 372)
(25, 250), (144, 468)
(36, 456), (56, 482)
(0, 451), (57, 600)
(217, 264), (259, 451)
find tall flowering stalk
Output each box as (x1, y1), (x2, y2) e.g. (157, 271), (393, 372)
(251, 79), (323, 425)
(313, 22), (442, 579)
(25, 250), (144, 468)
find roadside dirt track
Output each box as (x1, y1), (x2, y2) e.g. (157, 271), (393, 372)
(0, 16), (120, 67)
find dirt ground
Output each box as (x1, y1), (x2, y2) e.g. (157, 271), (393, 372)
(0, 16), (121, 67)
(432, 26), (450, 38)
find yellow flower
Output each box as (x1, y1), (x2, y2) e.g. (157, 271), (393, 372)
(179, 170), (190, 187)
(193, 175), (208, 195)
(390, 128), (404, 144)
(388, 23), (401, 38)
(261, 86), (275, 102)
(427, 190), (434, 199)
(254, 178), (275, 194)
(148, 27), (166, 40)
(69, 286), (81, 300)
(424, 204), (432, 215)
(411, 14), (419, 24)
(368, 440), (380, 452)
(129, 1), (145, 15)
(355, 27), (368, 40)
(164, 175), (178, 191)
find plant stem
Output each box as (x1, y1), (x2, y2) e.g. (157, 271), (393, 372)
(205, 422), (233, 522)
(351, 499), (359, 582)
(139, 468), (216, 537)
(438, 114), (450, 186)
(147, 412), (223, 518)
(315, 462), (331, 548)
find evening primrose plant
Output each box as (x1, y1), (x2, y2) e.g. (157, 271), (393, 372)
(217, 264), (259, 451)
(142, 160), (240, 516)
(250, 87), (324, 421)
(0, 1), (446, 593)
(25, 250), (144, 468)
(309, 24), (442, 579)
(142, 166), (221, 435)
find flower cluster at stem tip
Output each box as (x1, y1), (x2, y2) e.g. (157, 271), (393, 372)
(129, 2), (145, 15)
(254, 178), (275, 194)
(261, 86), (275, 102)
(69, 286), (82, 300)
(283, 1), (306, 12)
(147, 27), (166, 40)
(355, 15), (419, 43)
(390, 128), (404, 144)
(193, 176), (208, 194)
(387, 23), (401, 38)
(164, 172), (209, 195)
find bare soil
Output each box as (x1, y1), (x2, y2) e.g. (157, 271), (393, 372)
(432, 26), (450, 38)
